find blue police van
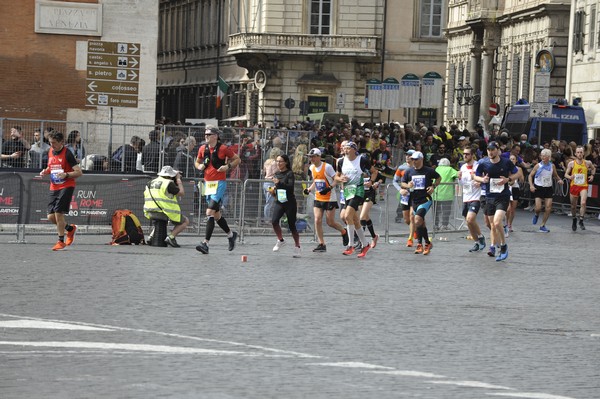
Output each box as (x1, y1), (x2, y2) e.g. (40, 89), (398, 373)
(501, 100), (588, 145)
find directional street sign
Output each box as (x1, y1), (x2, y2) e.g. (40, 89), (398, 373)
(86, 40), (140, 108)
(529, 102), (552, 118)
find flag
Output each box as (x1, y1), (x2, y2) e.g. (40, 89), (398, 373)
(216, 76), (229, 109)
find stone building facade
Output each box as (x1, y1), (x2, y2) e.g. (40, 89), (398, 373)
(568, 0), (600, 138)
(446, 0), (571, 130)
(157, 0), (448, 127)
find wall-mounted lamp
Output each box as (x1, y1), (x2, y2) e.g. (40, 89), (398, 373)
(455, 83), (481, 106)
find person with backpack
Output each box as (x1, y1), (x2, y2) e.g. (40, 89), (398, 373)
(38, 130), (82, 251)
(143, 165), (190, 247)
(194, 126), (241, 254)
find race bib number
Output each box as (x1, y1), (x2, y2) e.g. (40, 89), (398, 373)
(344, 184), (358, 200)
(489, 178), (504, 193)
(462, 182), (473, 195)
(412, 175), (426, 190)
(50, 168), (65, 185)
(574, 173), (585, 185)
(339, 189), (346, 205)
(277, 189), (288, 203)
(314, 179), (326, 192)
(400, 194), (409, 205)
(204, 181), (219, 195)
(541, 175), (552, 187)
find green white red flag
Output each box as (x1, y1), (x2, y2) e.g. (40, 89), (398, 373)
(216, 76), (229, 109)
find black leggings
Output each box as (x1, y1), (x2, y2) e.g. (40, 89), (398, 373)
(272, 199), (300, 246)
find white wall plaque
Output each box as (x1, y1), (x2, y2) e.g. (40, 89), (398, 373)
(35, 1), (102, 36)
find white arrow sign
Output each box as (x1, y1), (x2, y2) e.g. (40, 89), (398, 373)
(129, 58), (139, 68)
(128, 70), (138, 80)
(87, 94), (96, 104)
(130, 43), (139, 54)
(87, 81), (97, 91)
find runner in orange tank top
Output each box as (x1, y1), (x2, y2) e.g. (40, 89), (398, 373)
(564, 146), (596, 231)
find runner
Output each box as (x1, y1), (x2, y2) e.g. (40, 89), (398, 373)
(400, 151), (441, 255)
(335, 141), (371, 258)
(195, 126), (241, 254)
(304, 148), (347, 252)
(393, 150), (416, 247)
(564, 146), (596, 231)
(458, 146), (486, 252)
(359, 156), (382, 249)
(473, 141), (519, 262)
(528, 148), (563, 232)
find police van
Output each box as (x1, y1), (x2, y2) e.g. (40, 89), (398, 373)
(501, 100), (588, 145)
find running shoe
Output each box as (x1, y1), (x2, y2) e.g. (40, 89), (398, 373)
(478, 237), (486, 250)
(572, 218), (577, 231)
(423, 242), (432, 255)
(354, 241), (362, 251)
(370, 234), (379, 249)
(52, 241), (66, 251)
(538, 226), (550, 233)
(532, 214), (538, 225)
(357, 245), (371, 258)
(165, 236), (180, 247)
(487, 246), (496, 257)
(496, 245), (508, 262)
(228, 231), (238, 251)
(65, 225), (77, 246)
(579, 219), (586, 230)
(272, 240), (285, 252)
(195, 242), (209, 254)
(406, 238), (413, 247)
(341, 230), (349, 247)
(313, 243), (327, 252)
(414, 243), (423, 254)
(342, 246), (355, 256)
(293, 246), (302, 258)
(469, 242), (482, 253)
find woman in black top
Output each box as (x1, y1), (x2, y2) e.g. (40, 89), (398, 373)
(270, 154), (301, 257)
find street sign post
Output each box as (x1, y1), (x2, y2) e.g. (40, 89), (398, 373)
(86, 40), (140, 108)
(489, 103), (500, 116)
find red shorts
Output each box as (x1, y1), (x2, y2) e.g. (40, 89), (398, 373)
(569, 185), (587, 197)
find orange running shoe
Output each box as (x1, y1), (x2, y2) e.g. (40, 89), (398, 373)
(342, 246), (355, 256)
(65, 225), (77, 246)
(423, 242), (433, 255)
(414, 243), (423, 254)
(52, 241), (66, 251)
(370, 234), (379, 249)
(406, 238), (413, 247)
(357, 245), (371, 258)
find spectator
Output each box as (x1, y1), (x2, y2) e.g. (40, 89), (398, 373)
(174, 136), (197, 178)
(109, 135), (142, 172)
(142, 129), (161, 173)
(65, 130), (86, 162)
(29, 128), (51, 168)
(1, 126), (29, 168)
(262, 147), (282, 223)
(433, 158), (458, 230)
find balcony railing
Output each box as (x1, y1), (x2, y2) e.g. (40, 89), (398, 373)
(227, 33), (379, 57)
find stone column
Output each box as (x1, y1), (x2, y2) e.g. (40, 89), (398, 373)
(479, 46), (495, 127)
(469, 47), (482, 131)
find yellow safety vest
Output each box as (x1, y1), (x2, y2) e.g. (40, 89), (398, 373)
(143, 176), (182, 223)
